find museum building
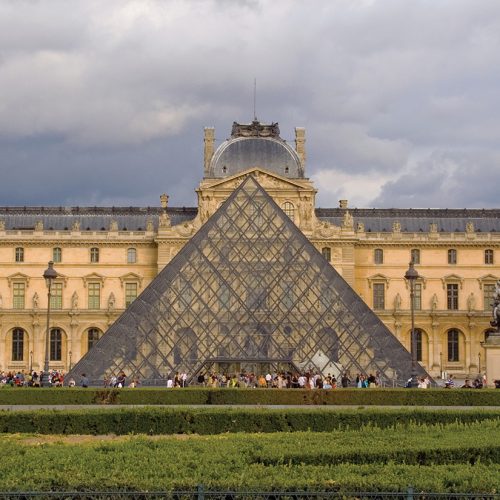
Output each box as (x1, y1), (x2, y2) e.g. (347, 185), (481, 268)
(0, 120), (498, 383)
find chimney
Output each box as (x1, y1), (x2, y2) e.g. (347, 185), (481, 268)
(203, 127), (215, 176)
(339, 200), (348, 209)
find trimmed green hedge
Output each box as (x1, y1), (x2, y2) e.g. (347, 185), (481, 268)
(0, 386), (499, 406)
(0, 422), (499, 492)
(0, 407), (499, 435)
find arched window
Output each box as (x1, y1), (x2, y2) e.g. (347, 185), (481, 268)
(12, 328), (24, 361)
(321, 247), (331, 262)
(447, 329), (460, 362)
(50, 328), (63, 361)
(52, 247), (62, 263)
(485, 249), (494, 265)
(90, 247), (99, 263)
(127, 248), (137, 264)
(448, 249), (457, 265)
(374, 248), (383, 265)
(410, 249), (420, 265)
(282, 202), (295, 221)
(87, 328), (101, 351)
(15, 247), (24, 262)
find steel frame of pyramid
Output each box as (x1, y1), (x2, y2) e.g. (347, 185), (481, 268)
(68, 175), (429, 386)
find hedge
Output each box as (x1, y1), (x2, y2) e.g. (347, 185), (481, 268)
(0, 386), (499, 406)
(0, 407), (499, 435)
(0, 422), (499, 492)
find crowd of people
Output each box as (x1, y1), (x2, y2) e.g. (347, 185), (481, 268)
(1, 368), (499, 389)
(0, 369), (65, 387)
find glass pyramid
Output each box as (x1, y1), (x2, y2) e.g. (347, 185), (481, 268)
(69, 175), (428, 385)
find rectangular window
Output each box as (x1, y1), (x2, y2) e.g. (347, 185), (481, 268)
(15, 247), (24, 262)
(12, 329), (24, 362)
(53, 247), (62, 263)
(13, 283), (25, 309)
(447, 330), (459, 362)
(125, 282), (137, 307)
(88, 283), (101, 309)
(484, 284), (495, 311)
(411, 249), (420, 265)
(50, 329), (62, 361)
(90, 247), (99, 263)
(373, 283), (385, 310)
(414, 283), (422, 311)
(448, 249), (457, 265)
(485, 249), (494, 265)
(321, 247), (331, 262)
(447, 283), (459, 310)
(374, 249), (383, 265)
(127, 248), (137, 264)
(50, 282), (63, 310)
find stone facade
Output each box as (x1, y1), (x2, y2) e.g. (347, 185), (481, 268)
(0, 121), (498, 381)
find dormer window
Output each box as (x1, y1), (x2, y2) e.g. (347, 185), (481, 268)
(284, 166), (289, 174)
(222, 166), (227, 174)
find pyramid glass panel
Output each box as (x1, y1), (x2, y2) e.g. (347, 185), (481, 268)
(68, 175), (429, 385)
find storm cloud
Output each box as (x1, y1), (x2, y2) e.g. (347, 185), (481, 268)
(1, 0), (499, 208)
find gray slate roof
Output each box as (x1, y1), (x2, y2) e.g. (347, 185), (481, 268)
(0, 207), (197, 231)
(315, 208), (500, 233)
(0, 206), (499, 233)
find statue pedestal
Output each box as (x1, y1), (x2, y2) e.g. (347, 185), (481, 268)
(484, 334), (500, 387)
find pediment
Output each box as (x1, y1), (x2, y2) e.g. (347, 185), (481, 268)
(119, 272), (143, 287)
(478, 274), (498, 289)
(201, 168), (314, 192)
(367, 273), (390, 288)
(7, 272), (30, 287)
(82, 273), (106, 287)
(441, 274), (464, 289)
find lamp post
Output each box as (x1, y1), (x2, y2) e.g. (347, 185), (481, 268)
(69, 351), (72, 371)
(29, 350), (33, 373)
(404, 260), (419, 388)
(42, 261), (58, 387)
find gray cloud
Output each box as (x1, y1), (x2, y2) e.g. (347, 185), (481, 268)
(1, 0), (499, 209)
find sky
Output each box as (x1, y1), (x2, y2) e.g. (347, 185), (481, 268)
(1, 0), (499, 209)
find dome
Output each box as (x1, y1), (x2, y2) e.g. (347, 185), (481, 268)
(208, 121), (304, 179)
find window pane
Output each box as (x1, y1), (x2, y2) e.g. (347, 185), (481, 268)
(87, 328), (101, 351)
(411, 249), (420, 265)
(373, 283), (385, 310)
(53, 247), (62, 263)
(88, 283), (100, 309)
(447, 284), (458, 310)
(414, 283), (422, 310)
(415, 329), (422, 362)
(485, 249), (494, 265)
(448, 249), (457, 264)
(90, 247), (99, 263)
(484, 284), (495, 311)
(50, 328), (62, 361)
(282, 202), (294, 221)
(127, 248), (137, 264)
(125, 282), (137, 307)
(15, 247), (24, 262)
(13, 283), (25, 309)
(12, 328), (24, 361)
(50, 283), (63, 310)
(321, 247), (331, 262)
(374, 249), (383, 264)
(447, 330), (459, 362)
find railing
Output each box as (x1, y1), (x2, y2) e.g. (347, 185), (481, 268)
(0, 488), (498, 499)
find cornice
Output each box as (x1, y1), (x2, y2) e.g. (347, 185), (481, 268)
(0, 239), (156, 247)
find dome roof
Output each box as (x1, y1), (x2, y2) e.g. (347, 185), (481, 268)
(208, 121), (304, 179)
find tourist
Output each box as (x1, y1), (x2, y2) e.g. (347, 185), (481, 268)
(80, 373), (89, 388)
